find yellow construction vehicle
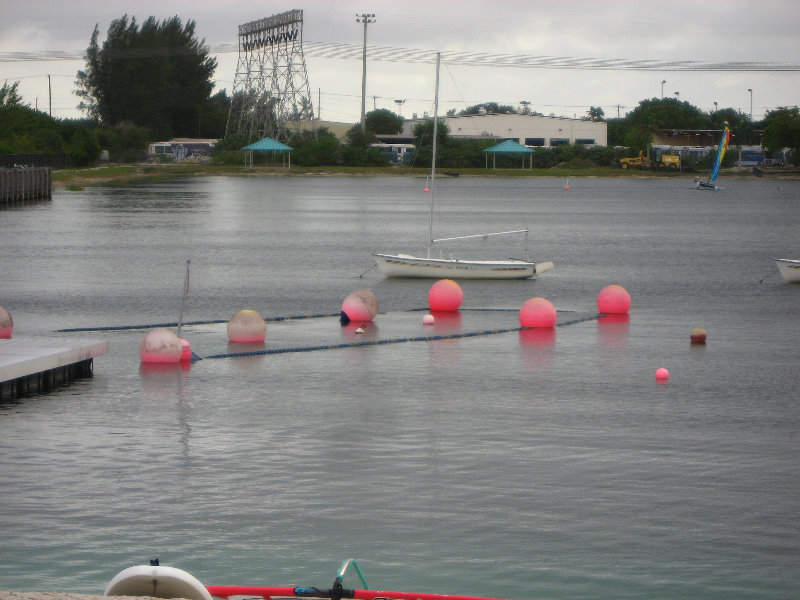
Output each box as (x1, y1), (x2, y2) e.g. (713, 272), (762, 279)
(620, 149), (681, 170)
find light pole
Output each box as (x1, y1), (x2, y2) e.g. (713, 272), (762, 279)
(356, 13), (375, 133)
(520, 100), (530, 114)
(394, 99), (406, 117)
(661, 80), (666, 99)
(714, 101), (718, 112)
(674, 91), (680, 101)
(747, 88), (753, 119)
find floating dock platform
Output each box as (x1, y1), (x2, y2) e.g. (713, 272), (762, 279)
(0, 337), (108, 401)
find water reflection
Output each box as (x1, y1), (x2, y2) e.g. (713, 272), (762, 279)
(597, 313), (630, 347)
(519, 327), (556, 370)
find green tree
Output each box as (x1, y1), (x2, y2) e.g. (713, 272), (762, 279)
(364, 108), (403, 134)
(762, 107), (800, 164)
(586, 106), (604, 121)
(0, 81), (24, 108)
(76, 15), (217, 139)
(460, 102), (516, 115)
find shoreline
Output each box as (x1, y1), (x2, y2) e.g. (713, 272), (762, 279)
(51, 163), (775, 190)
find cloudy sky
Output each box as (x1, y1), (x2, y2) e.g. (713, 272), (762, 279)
(1, 0), (798, 124)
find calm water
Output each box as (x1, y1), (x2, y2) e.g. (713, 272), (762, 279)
(0, 176), (798, 600)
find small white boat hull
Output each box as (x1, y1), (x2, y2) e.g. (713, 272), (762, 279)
(105, 564), (213, 600)
(774, 258), (800, 283)
(373, 253), (553, 279)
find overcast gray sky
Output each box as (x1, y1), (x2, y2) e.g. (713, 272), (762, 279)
(1, 0), (798, 124)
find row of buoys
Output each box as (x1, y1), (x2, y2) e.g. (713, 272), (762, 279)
(0, 305), (13, 338)
(140, 309), (268, 363)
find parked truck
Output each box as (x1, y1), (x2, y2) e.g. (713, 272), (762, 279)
(620, 149), (680, 170)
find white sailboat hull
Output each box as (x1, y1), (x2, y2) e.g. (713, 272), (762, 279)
(774, 258), (800, 283)
(373, 253), (553, 279)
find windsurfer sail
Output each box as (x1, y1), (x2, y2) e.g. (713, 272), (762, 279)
(696, 126), (730, 190)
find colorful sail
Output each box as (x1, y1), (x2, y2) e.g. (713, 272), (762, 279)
(709, 126), (731, 183)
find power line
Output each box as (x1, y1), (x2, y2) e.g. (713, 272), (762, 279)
(2, 41), (800, 72)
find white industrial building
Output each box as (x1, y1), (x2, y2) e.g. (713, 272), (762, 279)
(398, 113), (607, 147)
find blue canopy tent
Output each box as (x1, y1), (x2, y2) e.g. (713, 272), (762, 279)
(242, 137), (294, 168)
(483, 139), (534, 170)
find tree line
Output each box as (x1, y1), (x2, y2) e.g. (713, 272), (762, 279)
(1, 14), (798, 168)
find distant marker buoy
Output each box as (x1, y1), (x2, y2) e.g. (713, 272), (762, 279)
(179, 338), (192, 361)
(227, 309), (266, 343)
(355, 326), (365, 334)
(341, 289), (378, 324)
(140, 328), (183, 363)
(519, 297), (557, 328)
(424, 186), (430, 193)
(564, 178), (570, 190)
(597, 284), (631, 314)
(422, 314), (435, 325)
(690, 327), (707, 344)
(429, 279), (463, 311)
(655, 367), (669, 381)
(0, 305), (12, 338)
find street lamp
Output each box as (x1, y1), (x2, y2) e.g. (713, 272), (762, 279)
(356, 13), (376, 133)
(661, 80), (666, 99)
(747, 88), (753, 119)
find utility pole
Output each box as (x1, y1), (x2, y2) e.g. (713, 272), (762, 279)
(356, 13), (375, 133)
(48, 74), (52, 116)
(318, 88), (321, 120)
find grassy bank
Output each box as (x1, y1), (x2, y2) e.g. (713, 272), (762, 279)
(52, 162), (760, 190)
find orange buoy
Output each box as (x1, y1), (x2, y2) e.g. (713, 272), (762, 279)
(690, 327), (707, 344)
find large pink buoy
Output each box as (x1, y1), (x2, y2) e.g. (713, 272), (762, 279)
(519, 297), (557, 328)
(597, 284), (631, 314)
(0, 305), (12, 338)
(340, 289), (378, 324)
(428, 279), (463, 312)
(227, 309), (266, 343)
(139, 328), (183, 363)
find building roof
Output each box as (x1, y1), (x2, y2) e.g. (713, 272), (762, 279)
(483, 139), (534, 154)
(242, 137), (293, 151)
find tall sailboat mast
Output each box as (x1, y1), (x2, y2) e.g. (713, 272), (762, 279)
(426, 52), (440, 259)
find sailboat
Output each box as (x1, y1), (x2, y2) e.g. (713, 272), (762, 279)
(372, 53), (553, 279)
(695, 126), (730, 190)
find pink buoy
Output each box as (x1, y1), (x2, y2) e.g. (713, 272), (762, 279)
(227, 309), (266, 343)
(519, 297), (557, 328)
(139, 328), (183, 363)
(428, 279), (463, 312)
(180, 338), (192, 361)
(0, 305), (12, 338)
(597, 284), (631, 314)
(341, 289), (378, 324)
(655, 367), (669, 381)
(422, 314), (435, 325)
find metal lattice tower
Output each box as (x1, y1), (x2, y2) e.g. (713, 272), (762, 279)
(226, 10), (314, 141)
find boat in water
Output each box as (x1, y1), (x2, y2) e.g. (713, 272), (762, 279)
(105, 559), (512, 600)
(773, 258), (800, 282)
(695, 126), (730, 190)
(372, 53), (552, 280)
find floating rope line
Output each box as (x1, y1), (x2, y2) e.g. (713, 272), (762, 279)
(205, 314), (602, 359)
(57, 313), (342, 332)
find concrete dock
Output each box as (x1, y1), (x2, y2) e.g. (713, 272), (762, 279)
(0, 337), (108, 400)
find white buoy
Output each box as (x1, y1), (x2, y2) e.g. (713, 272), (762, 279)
(422, 314), (435, 325)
